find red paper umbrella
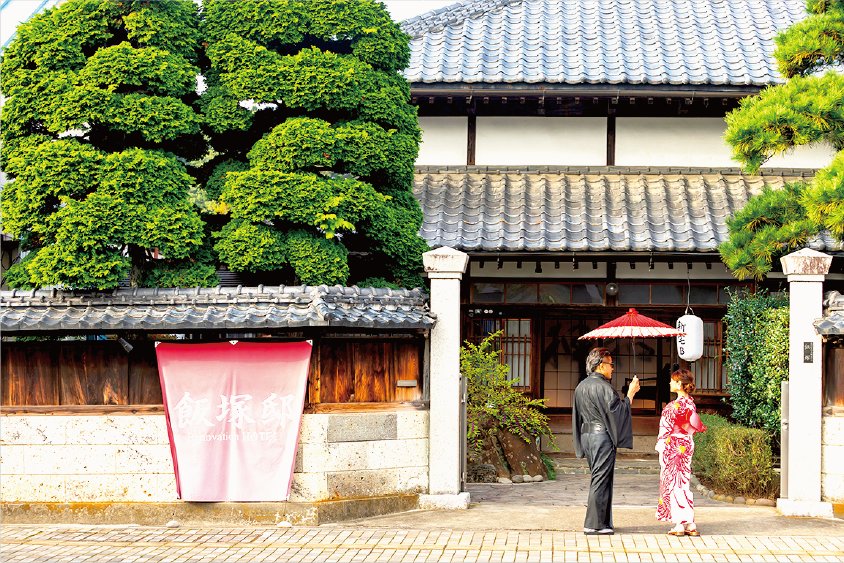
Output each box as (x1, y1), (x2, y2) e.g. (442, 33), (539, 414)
(578, 308), (685, 340)
(578, 309), (685, 378)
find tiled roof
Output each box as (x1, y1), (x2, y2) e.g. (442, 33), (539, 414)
(816, 291), (844, 336)
(413, 166), (841, 253)
(0, 285), (435, 333)
(401, 0), (806, 87)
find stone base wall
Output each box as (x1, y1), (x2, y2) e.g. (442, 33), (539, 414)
(1, 411), (429, 504)
(822, 415), (844, 503)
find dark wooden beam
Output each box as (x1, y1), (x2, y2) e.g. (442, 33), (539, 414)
(467, 114), (477, 165)
(607, 114), (616, 166)
(0, 405), (165, 415)
(304, 401), (429, 414)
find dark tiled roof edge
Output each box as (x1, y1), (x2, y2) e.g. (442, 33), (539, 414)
(0, 285), (435, 333)
(413, 165), (819, 177)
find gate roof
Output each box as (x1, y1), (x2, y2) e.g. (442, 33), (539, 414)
(0, 285), (435, 334)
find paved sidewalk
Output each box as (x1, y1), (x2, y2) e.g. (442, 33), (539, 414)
(3, 524), (844, 562)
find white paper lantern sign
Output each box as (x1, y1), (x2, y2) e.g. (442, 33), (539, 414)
(676, 314), (703, 361)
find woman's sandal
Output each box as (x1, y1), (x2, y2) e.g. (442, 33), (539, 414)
(668, 525), (687, 536)
(685, 526), (700, 537)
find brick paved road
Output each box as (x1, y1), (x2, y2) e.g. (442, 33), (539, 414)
(466, 474), (725, 507)
(3, 524), (844, 562)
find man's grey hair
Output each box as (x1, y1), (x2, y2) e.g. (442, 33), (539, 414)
(586, 347), (611, 373)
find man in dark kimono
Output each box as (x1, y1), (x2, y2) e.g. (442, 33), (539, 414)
(573, 347), (640, 535)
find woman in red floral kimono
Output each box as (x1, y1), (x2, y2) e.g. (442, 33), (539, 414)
(656, 369), (706, 536)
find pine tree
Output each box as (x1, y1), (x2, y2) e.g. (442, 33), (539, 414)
(200, 0), (428, 288)
(1, 0), (214, 289)
(721, 0), (844, 279)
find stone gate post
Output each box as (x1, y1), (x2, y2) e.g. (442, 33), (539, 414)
(777, 248), (833, 518)
(420, 246), (470, 509)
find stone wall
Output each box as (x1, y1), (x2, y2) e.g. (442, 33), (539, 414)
(822, 415), (844, 503)
(1, 411), (429, 503)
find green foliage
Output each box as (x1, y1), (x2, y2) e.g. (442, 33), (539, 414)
(0, 0), (209, 289)
(2, 0), (427, 290)
(723, 290), (789, 432)
(540, 452), (557, 481)
(718, 183), (814, 280)
(357, 278), (402, 290)
(202, 0), (427, 288)
(721, 0), (844, 279)
(463, 332), (555, 461)
(692, 413), (778, 498)
(748, 307), (791, 435)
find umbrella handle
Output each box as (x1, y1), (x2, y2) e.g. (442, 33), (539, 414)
(631, 335), (636, 378)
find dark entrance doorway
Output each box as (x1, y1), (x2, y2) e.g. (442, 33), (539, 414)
(540, 315), (677, 415)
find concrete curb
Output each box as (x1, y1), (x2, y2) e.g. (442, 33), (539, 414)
(1, 495), (419, 527)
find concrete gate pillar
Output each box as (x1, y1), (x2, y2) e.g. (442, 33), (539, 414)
(419, 246), (470, 510)
(777, 248), (833, 518)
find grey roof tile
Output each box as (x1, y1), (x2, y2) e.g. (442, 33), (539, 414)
(401, 0), (807, 86)
(0, 286), (435, 334)
(816, 291), (844, 336)
(412, 167), (841, 253)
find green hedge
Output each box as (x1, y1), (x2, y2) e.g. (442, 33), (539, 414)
(692, 413), (778, 499)
(723, 289), (789, 434)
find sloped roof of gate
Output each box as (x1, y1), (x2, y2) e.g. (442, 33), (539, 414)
(0, 285), (435, 333)
(816, 291), (844, 336)
(401, 0), (807, 87)
(412, 166), (841, 253)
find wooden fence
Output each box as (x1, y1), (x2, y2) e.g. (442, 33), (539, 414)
(1, 337), (425, 410)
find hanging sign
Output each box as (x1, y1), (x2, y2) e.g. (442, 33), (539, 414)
(676, 315), (703, 361)
(156, 340), (312, 501)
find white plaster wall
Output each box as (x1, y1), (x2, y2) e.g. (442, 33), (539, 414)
(476, 117), (607, 166)
(616, 117), (834, 169)
(1, 411), (430, 504)
(616, 118), (734, 168)
(470, 261), (607, 279)
(616, 262), (735, 280)
(416, 117), (468, 165)
(822, 416), (844, 503)
(762, 143), (836, 169)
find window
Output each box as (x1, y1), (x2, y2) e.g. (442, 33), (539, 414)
(688, 321), (727, 394)
(617, 283), (750, 305)
(469, 318), (532, 390)
(571, 284), (604, 303)
(473, 283), (504, 303)
(470, 283), (604, 305)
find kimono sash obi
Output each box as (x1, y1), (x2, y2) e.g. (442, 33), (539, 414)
(670, 411), (707, 435)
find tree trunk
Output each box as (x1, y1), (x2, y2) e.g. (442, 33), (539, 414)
(127, 244), (146, 288)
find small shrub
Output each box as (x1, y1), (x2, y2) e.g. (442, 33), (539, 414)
(692, 413), (777, 498)
(463, 331), (555, 461)
(540, 452), (557, 481)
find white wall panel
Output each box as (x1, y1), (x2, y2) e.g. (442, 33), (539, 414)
(416, 117), (467, 165)
(616, 118), (734, 167)
(616, 117), (835, 169)
(761, 143), (835, 169)
(476, 117), (607, 165)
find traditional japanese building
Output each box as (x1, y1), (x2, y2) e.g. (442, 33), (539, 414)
(403, 0), (844, 417)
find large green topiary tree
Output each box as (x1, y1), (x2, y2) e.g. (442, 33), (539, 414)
(200, 0), (428, 288)
(721, 0), (844, 280)
(1, 0), (215, 289)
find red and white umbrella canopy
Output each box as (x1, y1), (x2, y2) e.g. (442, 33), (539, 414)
(578, 308), (685, 340)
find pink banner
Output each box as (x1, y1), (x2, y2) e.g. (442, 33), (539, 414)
(156, 341), (312, 501)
